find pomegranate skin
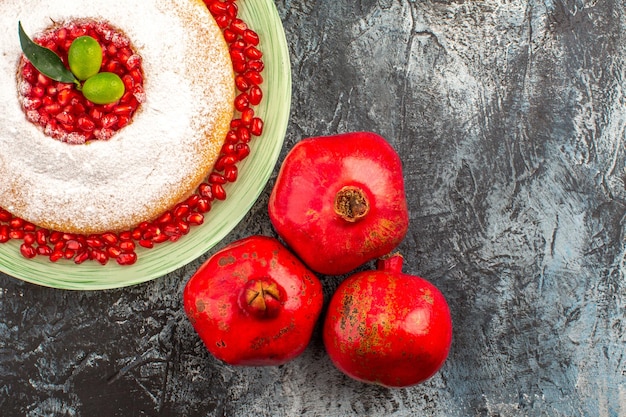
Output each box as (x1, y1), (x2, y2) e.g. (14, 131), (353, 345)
(183, 235), (324, 366)
(268, 131), (409, 275)
(323, 255), (453, 388)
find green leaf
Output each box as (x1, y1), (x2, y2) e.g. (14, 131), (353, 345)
(18, 21), (78, 85)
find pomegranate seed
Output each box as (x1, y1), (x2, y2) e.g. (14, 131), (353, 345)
(0, 209), (12, 222)
(244, 46), (263, 60)
(77, 116), (96, 132)
(209, 1), (229, 15)
(249, 86), (263, 106)
(244, 70), (263, 85)
(138, 239), (154, 249)
(100, 114), (118, 129)
(0, 226), (10, 243)
(196, 198), (211, 213)
(236, 143), (251, 159)
(212, 184), (227, 200)
(224, 165), (238, 182)
(50, 251), (64, 262)
(74, 250), (90, 264)
(174, 204), (190, 219)
(226, 2), (238, 19)
(55, 111), (75, 125)
(230, 19), (248, 35)
(20, 243), (37, 259)
(241, 108), (254, 125)
(101, 232), (118, 245)
(120, 240), (136, 253)
(209, 173), (227, 185)
(37, 73), (51, 86)
(37, 245), (53, 256)
(230, 49), (246, 66)
(235, 75), (250, 92)
(223, 28), (237, 43)
(236, 126), (251, 143)
(214, 14), (230, 29)
(250, 117), (264, 136)
(23, 233), (36, 245)
(248, 60), (264, 72)
(243, 29), (260, 46)
(198, 183), (213, 199)
(234, 93), (250, 112)
(115, 252), (137, 265)
(188, 213), (204, 225)
(232, 60), (247, 74)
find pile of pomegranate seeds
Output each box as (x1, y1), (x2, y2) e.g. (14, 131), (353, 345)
(1, 0), (264, 266)
(18, 21), (144, 144)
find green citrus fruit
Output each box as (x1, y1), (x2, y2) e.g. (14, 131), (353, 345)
(68, 36), (103, 81)
(81, 72), (125, 105)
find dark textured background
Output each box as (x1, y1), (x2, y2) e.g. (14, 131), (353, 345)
(1, 0), (625, 416)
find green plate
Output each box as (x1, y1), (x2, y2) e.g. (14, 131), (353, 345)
(0, 0), (291, 290)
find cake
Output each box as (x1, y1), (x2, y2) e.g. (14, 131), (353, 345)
(0, 0), (235, 235)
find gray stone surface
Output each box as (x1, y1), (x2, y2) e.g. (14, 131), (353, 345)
(1, 0), (625, 416)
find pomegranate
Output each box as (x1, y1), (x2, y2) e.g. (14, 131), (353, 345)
(323, 254), (453, 387)
(183, 235), (324, 366)
(268, 131), (409, 275)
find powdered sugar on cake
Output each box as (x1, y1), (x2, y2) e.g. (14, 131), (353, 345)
(0, 0), (235, 234)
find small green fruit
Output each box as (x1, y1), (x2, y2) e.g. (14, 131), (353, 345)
(82, 72), (125, 105)
(68, 36), (103, 81)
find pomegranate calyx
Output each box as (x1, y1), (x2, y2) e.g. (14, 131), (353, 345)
(240, 278), (283, 319)
(376, 253), (404, 273)
(334, 186), (370, 223)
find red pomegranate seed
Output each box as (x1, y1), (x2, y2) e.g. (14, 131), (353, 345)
(50, 251), (64, 262)
(20, 243), (37, 259)
(250, 117), (264, 136)
(0, 209), (12, 222)
(244, 70), (263, 85)
(120, 240), (136, 253)
(235, 75), (250, 92)
(234, 93), (250, 112)
(248, 60), (264, 72)
(138, 239), (154, 249)
(230, 18), (247, 35)
(243, 29), (260, 46)
(241, 108), (254, 125)
(0, 226), (10, 243)
(196, 198), (211, 213)
(117, 252), (137, 266)
(244, 46), (262, 60)
(101, 232), (118, 245)
(236, 143), (251, 159)
(188, 213), (204, 225)
(224, 165), (238, 182)
(37, 245), (53, 256)
(174, 204), (190, 219)
(236, 126), (251, 143)
(77, 116), (96, 131)
(212, 184), (227, 200)
(208, 1), (229, 15)
(74, 250), (90, 264)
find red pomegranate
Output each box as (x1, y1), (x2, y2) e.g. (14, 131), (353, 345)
(323, 254), (453, 387)
(268, 131), (409, 275)
(183, 235), (324, 366)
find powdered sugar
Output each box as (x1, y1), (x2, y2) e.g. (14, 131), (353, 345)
(0, 0), (235, 233)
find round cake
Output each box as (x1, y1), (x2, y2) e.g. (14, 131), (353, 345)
(0, 0), (235, 234)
